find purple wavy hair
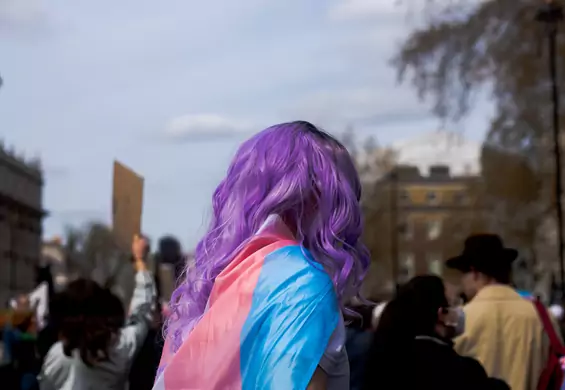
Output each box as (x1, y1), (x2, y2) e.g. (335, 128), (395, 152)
(165, 121), (370, 352)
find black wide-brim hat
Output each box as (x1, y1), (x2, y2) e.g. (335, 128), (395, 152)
(446, 234), (518, 274)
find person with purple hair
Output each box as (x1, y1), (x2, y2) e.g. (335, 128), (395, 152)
(153, 121), (370, 390)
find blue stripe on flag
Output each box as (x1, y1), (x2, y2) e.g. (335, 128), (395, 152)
(240, 245), (339, 390)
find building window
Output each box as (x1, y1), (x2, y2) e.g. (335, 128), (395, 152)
(399, 218), (414, 240)
(427, 219), (442, 240)
(399, 252), (415, 282)
(426, 191), (439, 204)
(450, 220), (463, 240)
(399, 190), (410, 203)
(454, 191), (468, 205)
(427, 253), (443, 275)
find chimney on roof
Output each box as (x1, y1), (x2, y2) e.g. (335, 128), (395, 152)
(392, 165), (421, 180)
(429, 165), (450, 178)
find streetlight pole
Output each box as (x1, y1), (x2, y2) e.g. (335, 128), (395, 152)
(536, 0), (565, 297)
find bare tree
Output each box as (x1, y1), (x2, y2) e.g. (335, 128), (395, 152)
(339, 127), (401, 298)
(394, 0), (559, 295)
(63, 222), (123, 286)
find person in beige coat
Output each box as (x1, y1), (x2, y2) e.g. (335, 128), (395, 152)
(446, 234), (560, 390)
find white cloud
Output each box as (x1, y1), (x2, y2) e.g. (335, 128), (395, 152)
(163, 114), (253, 140)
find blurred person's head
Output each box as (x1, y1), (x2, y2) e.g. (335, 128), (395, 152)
(165, 120), (370, 352)
(158, 236), (182, 260)
(16, 294), (30, 310)
(59, 278), (125, 366)
(376, 275), (464, 342)
(446, 234), (517, 300)
(132, 234), (150, 261)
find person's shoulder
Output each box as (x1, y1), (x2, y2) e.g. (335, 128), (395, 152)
(466, 292), (539, 319)
(513, 298), (542, 320)
(255, 245), (340, 322)
(464, 296), (537, 324)
(262, 245), (335, 295)
(457, 356), (510, 389)
(44, 341), (65, 362)
(437, 354), (490, 388)
(41, 342), (71, 381)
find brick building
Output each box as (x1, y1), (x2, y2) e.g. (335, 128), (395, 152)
(362, 164), (484, 297)
(0, 145), (45, 304)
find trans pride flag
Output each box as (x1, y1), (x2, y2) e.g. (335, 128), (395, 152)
(153, 216), (340, 390)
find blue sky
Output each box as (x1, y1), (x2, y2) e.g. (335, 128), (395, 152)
(0, 0), (492, 250)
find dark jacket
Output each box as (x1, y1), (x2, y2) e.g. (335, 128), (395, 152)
(128, 328), (163, 390)
(364, 335), (509, 390)
(346, 327), (373, 390)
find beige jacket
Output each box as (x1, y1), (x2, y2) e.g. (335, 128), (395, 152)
(455, 285), (557, 390)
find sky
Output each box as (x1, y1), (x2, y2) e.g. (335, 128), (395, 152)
(0, 0), (493, 249)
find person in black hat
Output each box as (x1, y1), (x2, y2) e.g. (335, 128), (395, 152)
(446, 233), (559, 390)
(446, 233), (517, 302)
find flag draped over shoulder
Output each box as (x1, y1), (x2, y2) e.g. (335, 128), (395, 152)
(153, 216), (340, 390)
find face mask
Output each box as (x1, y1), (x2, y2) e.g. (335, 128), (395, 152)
(444, 306), (465, 339)
(371, 302), (387, 330)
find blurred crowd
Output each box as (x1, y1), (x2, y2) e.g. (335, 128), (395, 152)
(0, 233), (564, 390)
(0, 235), (166, 390)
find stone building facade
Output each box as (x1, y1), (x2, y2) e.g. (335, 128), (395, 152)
(0, 146), (45, 305)
(362, 164), (484, 299)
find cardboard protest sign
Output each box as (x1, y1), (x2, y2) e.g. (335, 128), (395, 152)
(112, 161), (144, 252)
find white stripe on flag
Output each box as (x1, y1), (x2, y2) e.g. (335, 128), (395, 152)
(151, 371), (166, 390)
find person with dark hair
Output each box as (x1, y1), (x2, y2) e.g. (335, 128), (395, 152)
(447, 234), (563, 390)
(38, 235), (156, 390)
(157, 236), (183, 280)
(364, 275), (509, 390)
